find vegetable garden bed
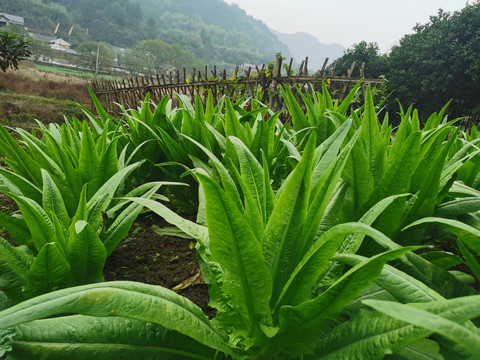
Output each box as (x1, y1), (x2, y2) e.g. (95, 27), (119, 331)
(1, 82), (480, 359)
(103, 211), (215, 318)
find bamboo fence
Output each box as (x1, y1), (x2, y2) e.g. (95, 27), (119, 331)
(90, 54), (385, 114)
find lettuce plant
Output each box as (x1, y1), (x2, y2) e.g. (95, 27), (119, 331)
(0, 168), (161, 303)
(0, 118), (165, 303)
(1, 85), (479, 359)
(283, 84), (480, 298)
(111, 89), (294, 210)
(1, 125), (479, 359)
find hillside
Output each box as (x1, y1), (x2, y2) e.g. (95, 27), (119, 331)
(0, 0), (290, 65)
(274, 31), (345, 71)
(132, 0), (290, 64)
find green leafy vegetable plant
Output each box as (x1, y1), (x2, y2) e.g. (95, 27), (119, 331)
(2, 124), (478, 359)
(1, 85), (480, 359)
(0, 117), (166, 303)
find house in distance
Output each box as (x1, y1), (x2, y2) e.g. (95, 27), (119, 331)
(0, 12), (25, 28)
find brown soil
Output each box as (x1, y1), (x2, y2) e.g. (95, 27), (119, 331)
(0, 191), (214, 317)
(103, 211), (215, 318)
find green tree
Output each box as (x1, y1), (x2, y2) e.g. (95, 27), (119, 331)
(27, 38), (53, 62)
(330, 41), (389, 78)
(387, 3), (480, 118)
(0, 30), (31, 72)
(76, 41), (114, 71)
(124, 39), (202, 75)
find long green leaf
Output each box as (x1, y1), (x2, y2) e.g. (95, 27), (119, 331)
(263, 133), (315, 305)
(0, 281), (232, 356)
(87, 161), (143, 229)
(229, 137), (266, 222)
(224, 98), (246, 143)
(434, 197), (480, 218)
(310, 308), (437, 360)
(88, 137), (120, 196)
(127, 197), (208, 244)
(42, 131), (83, 214)
(364, 298), (480, 354)
(296, 128), (360, 265)
(271, 246), (419, 354)
(157, 127), (191, 164)
(335, 254), (443, 304)
(67, 221), (107, 285)
(277, 223), (394, 310)
(102, 184), (161, 256)
(14, 127), (66, 182)
(9, 194), (54, 253)
(366, 131), (421, 208)
(281, 85), (309, 131)
(249, 110), (279, 162)
(41, 169), (70, 229)
(457, 239), (480, 282)
(231, 165), (264, 244)
(405, 217), (480, 255)
(0, 168), (42, 204)
(183, 135), (243, 211)
(0, 237), (33, 281)
(0, 126), (42, 187)
(87, 89), (111, 124)
(0, 210), (31, 247)
(198, 173), (273, 328)
(360, 87), (385, 185)
(311, 119), (352, 191)
(11, 315), (222, 360)
(336, 80), (362, 115)
(24, 243), (71, 298)
(343, 138), (374, 220)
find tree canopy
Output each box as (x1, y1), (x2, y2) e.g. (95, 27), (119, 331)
(123, 39), (202, 75)
(0, 30), (31, 72)
(332, 2), (480, 119)
(388, 4), (480, 117)
(330, 41), (389, 79)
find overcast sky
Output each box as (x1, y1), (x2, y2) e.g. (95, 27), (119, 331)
(224, 0), (471, 53)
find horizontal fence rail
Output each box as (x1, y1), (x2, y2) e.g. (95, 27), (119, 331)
(91, 54), (385, 114)
(459, 113), (480, 130)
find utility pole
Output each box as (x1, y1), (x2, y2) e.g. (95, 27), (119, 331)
(95, 41), (100, 75)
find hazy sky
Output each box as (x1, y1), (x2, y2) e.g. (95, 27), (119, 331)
(224, 0), (470, 53)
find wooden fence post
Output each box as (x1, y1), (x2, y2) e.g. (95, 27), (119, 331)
(360, 62), (367, 102)
(269, 53), (283, 110)
(340, 61), (356, 98)
(318, 58), (329, 76)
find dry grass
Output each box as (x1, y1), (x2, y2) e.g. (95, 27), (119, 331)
(0, 61), (92, 127)
(1, 61), (91, 104)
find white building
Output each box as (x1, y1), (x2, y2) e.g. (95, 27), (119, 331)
(49, 38), (71, 51)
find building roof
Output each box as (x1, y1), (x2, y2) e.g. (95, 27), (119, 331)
(27, 28), (56, 42)
(0, 13), (25, 26)
(29, 32), (56, 43)
(27, 27), (55, 36)
(50, 38), (70, 46)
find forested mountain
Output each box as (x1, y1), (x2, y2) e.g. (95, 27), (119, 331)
(133, 0), (289, 64)
(0, 0), (147, 47)
(0, 0), (290, 65)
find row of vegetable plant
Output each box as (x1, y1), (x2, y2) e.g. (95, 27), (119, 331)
(0, 82), (479, 359)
